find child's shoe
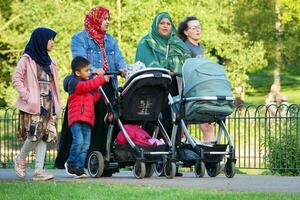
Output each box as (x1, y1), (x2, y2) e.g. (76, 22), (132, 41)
(64, 161), (77, 176)
(33, 168), (54, 181)
(74, 169), (88, 179)
(14, 155), (26, 178)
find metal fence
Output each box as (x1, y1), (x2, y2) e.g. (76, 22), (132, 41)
(1, 104), (299, 171)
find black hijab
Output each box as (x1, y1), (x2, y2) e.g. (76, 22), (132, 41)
(24, 27), (56, 75)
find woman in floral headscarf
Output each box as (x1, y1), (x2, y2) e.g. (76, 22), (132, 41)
(55, 6), (126, 177)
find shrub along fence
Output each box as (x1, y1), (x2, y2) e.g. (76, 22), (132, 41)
(0, 104), (299, 175)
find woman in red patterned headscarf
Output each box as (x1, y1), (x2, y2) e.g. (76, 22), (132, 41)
(84, 6), (110, 71)
(55, 6), (127, 177)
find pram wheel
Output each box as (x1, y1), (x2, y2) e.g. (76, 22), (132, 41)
(206, 162), (221, 177)
(194, 160), (205, 178)
(224, 161), (236, 178)
(87, 151), (104, 178)
(145, 163), (155, 177)
(164, 161), (176, 179)
(154, 159), (164, 176)
(133, 161), (146, 179)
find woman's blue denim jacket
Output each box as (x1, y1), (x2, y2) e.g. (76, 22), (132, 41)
(71, 30), (127, 86)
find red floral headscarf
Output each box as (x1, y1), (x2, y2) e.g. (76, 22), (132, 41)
(84, 6), (110, 71)
(84, 6), (109, 45)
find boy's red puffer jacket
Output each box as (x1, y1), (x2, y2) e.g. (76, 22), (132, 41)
(63, 74), (106, 127)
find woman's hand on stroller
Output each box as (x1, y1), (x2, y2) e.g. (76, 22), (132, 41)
(169, 71), (176, 76)
(118, 68), (127, 78)
(169, 71), (182, 77)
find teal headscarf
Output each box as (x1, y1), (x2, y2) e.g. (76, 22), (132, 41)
(136, 12), (191, 72)
(150, 12), (176, 45)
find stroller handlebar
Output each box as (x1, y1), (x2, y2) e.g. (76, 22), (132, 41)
(170, 72), (182, 77)
(92, 71), (122, 76)
(105, 71), (122, 76)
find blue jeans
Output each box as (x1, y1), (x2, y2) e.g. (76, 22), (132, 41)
(67, 122), (91, 169)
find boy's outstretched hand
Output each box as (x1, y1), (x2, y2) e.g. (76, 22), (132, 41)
(103, 75), (110, 82)
(93, 68), (106, 76)
(93, 68), (110, 82)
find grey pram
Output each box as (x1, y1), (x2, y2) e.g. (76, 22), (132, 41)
(168, 58), (236, 178)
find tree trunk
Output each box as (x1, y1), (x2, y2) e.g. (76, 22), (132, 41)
(274, 0), (282, 87)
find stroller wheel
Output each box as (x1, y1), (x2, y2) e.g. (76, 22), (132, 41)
(154, 160), (164, 176)
(87, 151), (104, 178)
(194, 160), (205, 178)
(206, 162), (221, 177)
(224, 161), (236, 178)
(164, 161), (176, 179)
(133, 161), (146, 179)
(145, 163), (155, 178)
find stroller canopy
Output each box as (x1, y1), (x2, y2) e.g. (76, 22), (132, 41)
(182, 58), (233, 98)
(180, 58), (234, 123)
(120, 68), (172, 121)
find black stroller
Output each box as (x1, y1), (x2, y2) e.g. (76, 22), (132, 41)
(168, 58), (236, 178)
(86, 68), (177, 179)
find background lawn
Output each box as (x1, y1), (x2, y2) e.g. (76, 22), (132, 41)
(0, 181), (299, 200)
(245, 68), (300, 105)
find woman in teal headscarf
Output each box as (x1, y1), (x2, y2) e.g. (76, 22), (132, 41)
(136, 12), (190, 73)
(135, 13), (190, 176)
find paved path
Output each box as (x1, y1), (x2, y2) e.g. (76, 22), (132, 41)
(1, 169), (300, 193)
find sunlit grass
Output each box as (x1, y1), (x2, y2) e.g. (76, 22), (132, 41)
(0, 181), (299, 200)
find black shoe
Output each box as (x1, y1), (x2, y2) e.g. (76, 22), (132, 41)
(74, 168), (88, 178)
(64, 162), (77, 176)
(175, 172), (183, 177)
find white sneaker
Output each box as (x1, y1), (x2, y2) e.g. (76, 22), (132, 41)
(74, 169), (88, 179)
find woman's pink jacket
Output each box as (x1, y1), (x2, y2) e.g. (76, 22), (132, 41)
(12, 54), (61, 115)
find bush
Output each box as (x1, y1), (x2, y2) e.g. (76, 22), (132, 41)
(265, 126), (300, 176)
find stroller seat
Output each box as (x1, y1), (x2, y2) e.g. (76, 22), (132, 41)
(120, 68), (171, 121)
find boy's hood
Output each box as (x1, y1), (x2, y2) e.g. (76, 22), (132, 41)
(63, 73), (78, 94)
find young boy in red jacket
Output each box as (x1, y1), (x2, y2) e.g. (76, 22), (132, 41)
(64, 56), (109, 178)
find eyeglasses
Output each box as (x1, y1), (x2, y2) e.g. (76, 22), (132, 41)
(187, 25), (201, 31)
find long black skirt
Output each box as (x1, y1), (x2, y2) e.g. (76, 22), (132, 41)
(55, 81), (116, 169)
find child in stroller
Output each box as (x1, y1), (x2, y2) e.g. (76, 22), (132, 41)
(168, 57), (236, 178)
(86, 66), (177, 179)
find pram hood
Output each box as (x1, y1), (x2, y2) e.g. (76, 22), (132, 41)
(180, 58), (234, 122)
(119, 68), (172, 121)
(122, 67), (171, 92)
(182, 58), (233, 98)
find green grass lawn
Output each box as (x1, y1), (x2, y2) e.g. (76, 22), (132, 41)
(245, 69), (300, 105)
(0, 181), (299, 200)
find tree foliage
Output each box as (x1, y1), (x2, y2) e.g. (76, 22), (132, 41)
(233, 0), (300, 74)
(2, 0), (298, 106)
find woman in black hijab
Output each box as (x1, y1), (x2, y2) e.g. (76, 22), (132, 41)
(12, 27), (61, 181)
